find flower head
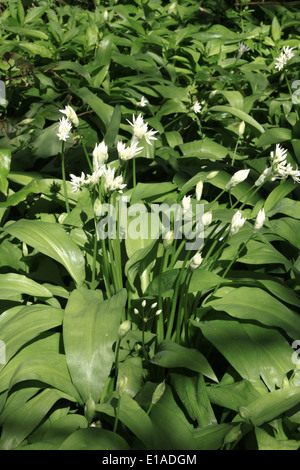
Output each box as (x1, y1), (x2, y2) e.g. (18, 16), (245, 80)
(230, 210), (246, 236)
(136, 96), (148, 107)
(59, 105), (79, 127)
(275, 46), (294, 71)
(117, 140), (143, 161)
(103, 167), (126, 194)
(181, 195), (192, 215)
(191, 100), (202, 114)
(70, 172), (87, 192)
(93, 141), (108, 170)
(237, 42), (251, 59)
(57, 116), (72, 141)
(126, 113), (158, 145)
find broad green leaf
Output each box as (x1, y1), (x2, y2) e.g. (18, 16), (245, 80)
(151, 340), (218, 382)
(18, 41), (54, 59)
(130, 182), (177, 204)
(149, 385), (199, 450)
(53, 61), (91, 84)
(207, 380), (262, 412)
(238, 387), (300, 426)
(192, 423), (234, 450)
(117, 357), (145, 398)
(207, 286), (300, 339)
(271, 16), (281, 42)
(255, 427), (300, 450)
(179, 139), (228, 160)
(9, 354), (82, 404)
(104, 104), (121, 147)
(0, 388), (67, 450)
(0, 149), (11, 195)
(189, 270), (225, 293)
(256, 127), (291, 147)
(210, 106), (265, 133)
(94, 35), (113, 67)
(0, 304), (63, 366)
(193, 318), (294, 391)
(4, 219), (86, 287)
(59, 428), (129, 450)
(74, 87), (113, 129)
(63, 287), (127, 404)
(125, 239), (158, 290)
(96, 393), (154, 449)
(170, 372), (217, 427)
(268, 217), (300, 249)
(24, 5), (48, 24)
(0, 273), (52, 300)
(264, 179), (296, 213)
(17, 0), (25, 25)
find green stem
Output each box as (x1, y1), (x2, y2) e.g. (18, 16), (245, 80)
(285, 72), (300, 121)
(113, 395), (121, 433)
(79, 130), (93, 172)
(132, 157), (136, 188)
(91, 216), (98, 290)
(61, 142), (70, 214)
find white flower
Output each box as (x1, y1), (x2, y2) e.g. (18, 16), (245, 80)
(155, 309), (162, 316)
(238, 121), (245, 136)
(87, 167), (105, 187)
(93, 141), (108, 170)
(117, 140), (143, 161)
(189, 252), (203, 271)
(270, 144), (288, 166)
(202, 211), (212, 227)
(275, 46), (294, 71)
(191, 100), (202, 114)
(59, 105), (79, 127)
(57, 116), (72, 141)
(254, 208), (266, 233)
(126, 113), (158, 145)
(103, 167), (127, 194)
(237, 42), (251, 59)
(141, 300), (146, 308)
(136, 96), (148, 107)
(225, 169), (250, 190)
(70, 172), (87, 192)
(163, 230), (174, 250)
(181, 195), (191, 215)
(103, 10), (109, 21)
(230, 210), (246, 236)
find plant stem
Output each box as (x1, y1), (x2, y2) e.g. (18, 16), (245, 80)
(61, 142), (70, 214)
(113, 395), (121, 433)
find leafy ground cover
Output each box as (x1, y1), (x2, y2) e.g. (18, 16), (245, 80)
(0, 0), (300, 450)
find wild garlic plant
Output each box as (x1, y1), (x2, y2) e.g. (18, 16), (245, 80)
(57, 106), (300, 355)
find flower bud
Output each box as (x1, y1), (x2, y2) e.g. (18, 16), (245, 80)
(155, 309), (162, 316)
(133, 308), (139, 315)
(142, 300), (146, 308)
(238, 121), (245, 136)
(189, 252), (203, 271)
(152, 380), (166, 405)
(202, 211), (212, 227)
(60, 105), (79, 127)
(117, 375), (128, 396)
(84, 395), (96, 424)
(181, 195), (191, 214)
(195, 180), (203, 201)
(253, 208), (265, 233)
(230, 210), (246, 237)
(225, 169), (250, 190)
(163, 230), (174, 250)
(118, 320), (131, 340)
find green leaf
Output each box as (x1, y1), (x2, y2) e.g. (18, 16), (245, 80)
(238, 387), (300, 426)
(268, 217), (300, 249)
(193, 318), (294, 391)
(59, 428), (129, 450)
(207, 380), (262, 412)
(264, 179), (296, 213)
(255, 427), (300, 450)
(151, 341), (218, 382)
(17, 0), (25, 25)
(63, 287), (127, 403)
(0, 304), (63, 366)
(179, 139), (228, 160)
(210, 106), (265, 133)
(4, 219), (86, 287)
(0, 149), (11, 195)
(207, 286), (300, 339)
(256, 127), (291, 147)
(9, 354), (82, 404)
(189, 270), (225, 293)
(0, 388), (67, 450)
(170, 372), (217, 427)
(271, 16), (281, 42)
(192, 423), (234, 450)
(24, 5), (48, 24)
(130, 182), (177, 204)
(0, 273), (53, 300)
(74, 87), (113, 130)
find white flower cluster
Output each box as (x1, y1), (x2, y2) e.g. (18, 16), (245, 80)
(57, 105), (79, 141)
(255, 144), (300, 185)
(275, 46), (295, 71)
(237, 42), (251, 59)
(126, 113), (158, 145)
(191, 100), (202, 114)
(70, 140), (126, 194)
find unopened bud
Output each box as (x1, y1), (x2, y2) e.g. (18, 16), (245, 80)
(226, 169), (250, 190)
(202, 211), (212, 227)
(118, 320), (131, 339)
(117, 375), (128, 396)
(84, 395), (96, 424)
(238, 121), (245, 136)
(195, 180), (203, 201)
(163, 230), (174, 250)
(253, 208), (265, 233)
(189, 252), (203, 271)
(152, 380), (166, 405)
